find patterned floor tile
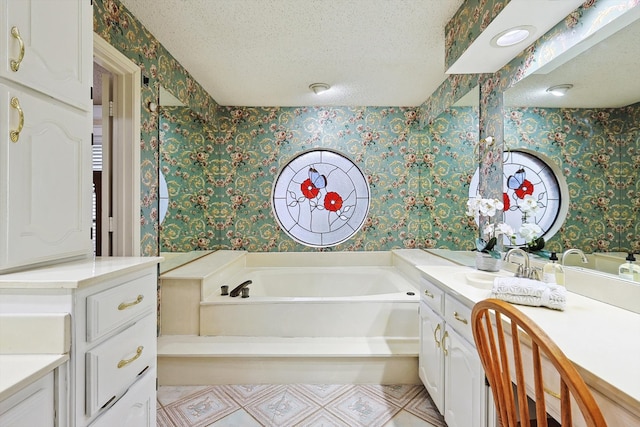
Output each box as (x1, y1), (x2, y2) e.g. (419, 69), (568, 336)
(164, 386), (241, 427)
(403, 387), (446, 426)
(294, 408), (351, 427)
(289, 384), (354, 405)
(243, 387), (322, 426)
(206, 408), (263, 426)
(364, 384), (423, 407)
(157, 407), (175, 427)
(220, 384), (287, 405)
(158, 385), (211, 406)
(384, 409), (442, 427)
(325, 386), (401, 427)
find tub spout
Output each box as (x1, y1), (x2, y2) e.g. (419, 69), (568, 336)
(229, 280), (252, 297)
(561, 248), (588, 266)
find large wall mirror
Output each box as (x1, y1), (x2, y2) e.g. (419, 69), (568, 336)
(503, 16), (640, 276)
(158, 85), (215, 273)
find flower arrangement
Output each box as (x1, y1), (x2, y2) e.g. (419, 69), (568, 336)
(468, 194), (545, 257)
(466, 196), (513, 259)
(517, 194), (545, 251)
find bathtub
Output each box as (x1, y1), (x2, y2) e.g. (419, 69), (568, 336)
(199, 262), (420, 338)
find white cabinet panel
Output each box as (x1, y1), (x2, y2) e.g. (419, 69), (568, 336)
(0, 372), (54, 427)
(89, 369), (156, 427)
(443, 326), (487, 427)
(85, 315), (157, 416)
(419, 301), (444, 413)
(0, 84), (91, 270)
(0, 0), (92, 111)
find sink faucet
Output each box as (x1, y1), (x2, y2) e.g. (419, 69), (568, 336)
(561, 249), (588, 266)
(504, 248), (530, 278)
(229, 279), (252, 297)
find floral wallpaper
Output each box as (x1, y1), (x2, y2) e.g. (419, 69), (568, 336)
(505, 104), (640, 253)
(96, 0), (638, 255)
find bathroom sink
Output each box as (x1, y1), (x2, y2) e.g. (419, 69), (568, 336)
(464, 271), (511, 289)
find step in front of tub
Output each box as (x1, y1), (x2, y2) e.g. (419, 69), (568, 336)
(157, 335), (419, 385)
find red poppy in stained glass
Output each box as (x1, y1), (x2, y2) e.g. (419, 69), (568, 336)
(514, 179), (534, 199)
(301, 179), (320, 199)
(324, 192), (343, 212)
(503, 192), (510, 211)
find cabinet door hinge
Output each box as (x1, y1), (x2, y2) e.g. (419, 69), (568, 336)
(108, 217), (115, 232)
(108, 100), (114, 117)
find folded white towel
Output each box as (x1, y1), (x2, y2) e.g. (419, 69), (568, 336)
(491, 277), (567, 311)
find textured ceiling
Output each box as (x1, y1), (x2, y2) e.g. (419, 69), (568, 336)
(118, 0), (464, 107)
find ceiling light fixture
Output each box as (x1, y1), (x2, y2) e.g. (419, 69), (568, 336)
(491, 25), (536, 47)
(546, 84), (573, 97)
(309, 83), (330, 94)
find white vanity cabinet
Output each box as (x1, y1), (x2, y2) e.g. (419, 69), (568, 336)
(418, 276), (493, 427)
(0, 258), (160, 427)
(0, 371), (57, 427)
(0, 0), (92, 273)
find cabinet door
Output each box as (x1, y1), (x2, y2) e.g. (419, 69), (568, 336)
(419, 302), (445, 413)
(0, 0), (92, 111)
(0, 372), (55, 427)
(89, 368), (156, 427)
(443, 326), (488, 427)
(0, 84), (91, 270)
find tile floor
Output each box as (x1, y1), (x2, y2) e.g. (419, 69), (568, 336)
(157, 384), (447, 427)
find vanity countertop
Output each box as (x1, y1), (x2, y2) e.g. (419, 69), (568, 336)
(0, 256), (162, 289)
(418, 264), (640, 418)
(0, 354), (69, 401)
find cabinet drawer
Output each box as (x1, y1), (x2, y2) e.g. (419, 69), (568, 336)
(88, 367), (156, 427)
(420, 276), (444, 314)
(444, 294), (473, 343)
(85, 315), (156, 416)
(86, 273), (156, 342)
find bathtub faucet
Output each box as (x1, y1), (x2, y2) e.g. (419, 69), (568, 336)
(229, 280), (252, 297)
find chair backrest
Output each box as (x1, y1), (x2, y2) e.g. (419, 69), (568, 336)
(471, 299), (607, 427)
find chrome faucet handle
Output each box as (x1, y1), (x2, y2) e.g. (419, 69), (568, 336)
(515, 264), (526, 278)
(527, 267), (542, 281)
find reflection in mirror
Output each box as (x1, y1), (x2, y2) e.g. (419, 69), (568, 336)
(158, 85), (217, 272)
(503, 17), (640, 279)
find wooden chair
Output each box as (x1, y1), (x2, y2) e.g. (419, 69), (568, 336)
(471, 299), (607, 427)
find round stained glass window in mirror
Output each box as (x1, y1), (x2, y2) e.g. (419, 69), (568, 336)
(470, 150), (566, 247)
(272, 149), (370, 247)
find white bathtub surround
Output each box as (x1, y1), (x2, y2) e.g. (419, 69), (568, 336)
(158, 250), (450, 385)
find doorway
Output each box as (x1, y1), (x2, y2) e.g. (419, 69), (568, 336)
(92, 33), (141, 256)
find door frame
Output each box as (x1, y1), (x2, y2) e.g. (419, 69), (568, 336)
(93, 33), (141, 256)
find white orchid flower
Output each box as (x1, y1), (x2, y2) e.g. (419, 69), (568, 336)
(519, 222), (542, 242)
(520, 195), (540, 214)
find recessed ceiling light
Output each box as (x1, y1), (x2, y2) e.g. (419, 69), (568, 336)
(491, 25), (536, 47)
(309, 83), (330, 94)
(546, 84), (573, 97)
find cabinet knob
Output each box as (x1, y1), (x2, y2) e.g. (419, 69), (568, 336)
(9, 97), (24, 143)
(10, 26), (25, 72)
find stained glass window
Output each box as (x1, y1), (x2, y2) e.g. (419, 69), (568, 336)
(470, 151), (564, 246)
(272, 149), (370, 247)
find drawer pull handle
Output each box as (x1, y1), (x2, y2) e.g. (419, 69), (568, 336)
(118, 346), (143, 368)
(442, 331), (449, 356)
(118, 295), (144, 310)
(453, 311), (468, 324)
(9, 97), (24, 143)
(433, 323), (442, 348)
(424, 290), (434, 298)
(10, 26), (25, 72)
(544, 387), (561, 399)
